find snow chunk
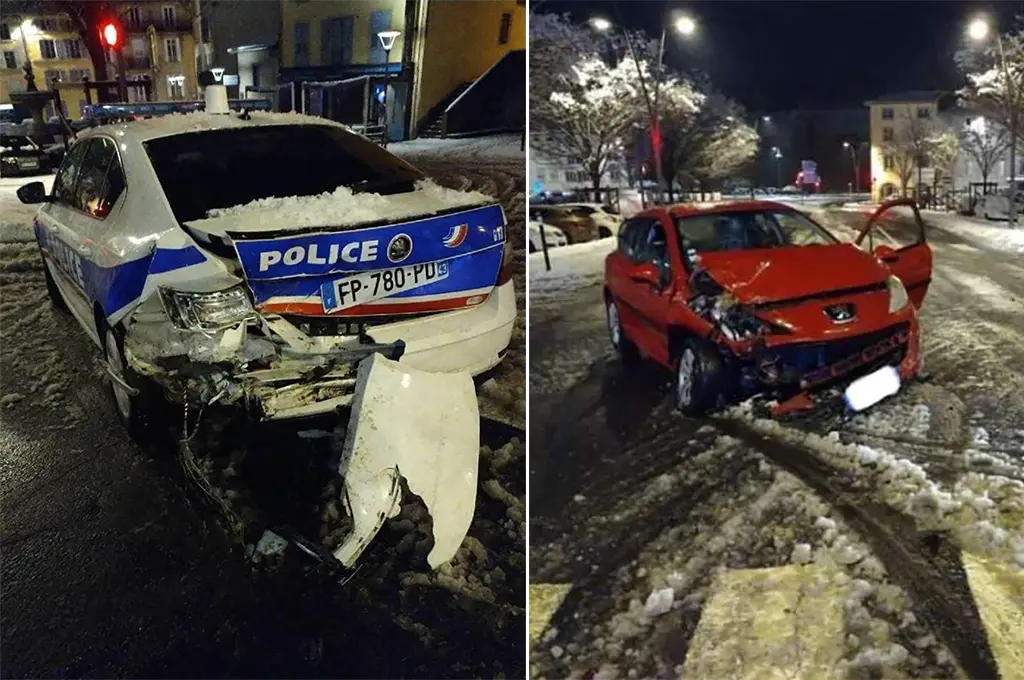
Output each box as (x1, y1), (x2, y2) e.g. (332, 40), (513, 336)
(644, 588), (675, 617)
(847, 643), (910, 670)
(791, 543), (813, 565)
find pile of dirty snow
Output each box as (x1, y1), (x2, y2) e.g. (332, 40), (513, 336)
(529, 237), (615, 303)
(0, 176), (52, 243)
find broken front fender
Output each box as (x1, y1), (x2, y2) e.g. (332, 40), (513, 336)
(333, 353), (480, 570)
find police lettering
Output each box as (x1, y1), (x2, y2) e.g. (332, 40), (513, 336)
(258, 240), (379, 272)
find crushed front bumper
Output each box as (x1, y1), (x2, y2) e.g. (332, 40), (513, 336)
(125, 280), (516, 420)
(737, 317), (922, 413)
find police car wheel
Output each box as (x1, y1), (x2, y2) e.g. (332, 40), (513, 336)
(102, 325), (162, 444)
(40, 255), (69, 313)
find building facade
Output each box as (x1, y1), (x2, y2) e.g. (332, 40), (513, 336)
(530, 149), (630, 195)
(114, 0), (201, 103)
(866, 91), (946, 202)
(1, 13), (95, 119)
(277, 0), (525, 141)
(1, 2), (202, 119)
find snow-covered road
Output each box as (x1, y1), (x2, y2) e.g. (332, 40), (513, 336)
(528, 208), (1024, 679)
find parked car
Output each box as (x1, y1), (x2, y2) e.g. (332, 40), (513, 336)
(530, 202), (622, 243)
(0, 134), (65, 177)
(977, 189), (1024, 220)
(529, 220), (568, 252)
(603, 199), (930, 416)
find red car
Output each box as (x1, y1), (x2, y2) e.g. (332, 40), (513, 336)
(603, 199), (931, 415)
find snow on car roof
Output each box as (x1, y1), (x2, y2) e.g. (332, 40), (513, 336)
(184, 179), (496, 236)
(91, 110), (344, 142)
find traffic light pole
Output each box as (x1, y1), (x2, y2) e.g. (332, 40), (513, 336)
(115, 48), (127, 102)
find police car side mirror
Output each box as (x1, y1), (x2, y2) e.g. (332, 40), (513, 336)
(17, 181), (50, 205)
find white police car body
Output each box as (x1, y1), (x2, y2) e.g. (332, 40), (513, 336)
(20, 106), (516, 429)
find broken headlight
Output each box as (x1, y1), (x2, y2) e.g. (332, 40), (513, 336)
(887, 275), (909, 313)
(713, 306), (789, 341)
(160, 285), (256, 331)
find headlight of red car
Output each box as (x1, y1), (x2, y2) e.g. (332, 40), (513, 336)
(887, 276), (909, 313)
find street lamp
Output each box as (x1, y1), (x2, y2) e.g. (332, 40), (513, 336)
(14, 20), (39, 91)
(377, 30), (400, 148)
(772, 147), (783, 188)
(843, 140), (860, 194)
(968, 16), (1017, 225)
(594, 12), (697, 203)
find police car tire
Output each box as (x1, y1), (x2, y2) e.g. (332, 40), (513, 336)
(40, 256), (69, 313)
(102, 324), (163, 445)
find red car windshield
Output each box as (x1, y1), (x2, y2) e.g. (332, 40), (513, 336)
(674, 210), (838, 252)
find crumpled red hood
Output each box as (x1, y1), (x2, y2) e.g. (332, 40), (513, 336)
(695, 244), (890, 304)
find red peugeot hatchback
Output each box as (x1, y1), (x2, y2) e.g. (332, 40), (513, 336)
(603, 199), (932, 416)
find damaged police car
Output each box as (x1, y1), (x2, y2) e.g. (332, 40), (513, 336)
(17, 94), (515, 570)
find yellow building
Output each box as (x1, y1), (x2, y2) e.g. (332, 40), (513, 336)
(866, 91), (941, 201)
(1, 12), (96, 118)
(1, 2), (202, 119)
(278, 0), (525, 141)
(114, 1), (200, 103)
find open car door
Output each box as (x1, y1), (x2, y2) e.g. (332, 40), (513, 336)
(854, 198), (932, 308)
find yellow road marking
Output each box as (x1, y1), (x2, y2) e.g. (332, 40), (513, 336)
(963, 552), (1024, 680)
(681, 564), (848, 679)
(529, 583), (572, 646)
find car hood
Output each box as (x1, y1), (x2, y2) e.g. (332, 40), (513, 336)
(695, 244), (890, 304)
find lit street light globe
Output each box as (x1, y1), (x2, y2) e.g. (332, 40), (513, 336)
(675, 15), (696, 36)
(591, 17), (611, 31)
(967, 17), (989, 41)
(843, 141), (851, 148)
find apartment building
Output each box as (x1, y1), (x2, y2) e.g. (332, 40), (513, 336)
(0, 13), (95, 118)
(114, 0), (201, 102)
(866, 91), (946, 201)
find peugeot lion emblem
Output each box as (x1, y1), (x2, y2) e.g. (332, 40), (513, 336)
(387, 233), (413, 263)
(824, 303), (856, 323)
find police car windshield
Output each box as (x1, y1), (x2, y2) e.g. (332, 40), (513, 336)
(144, 125), (424, 223)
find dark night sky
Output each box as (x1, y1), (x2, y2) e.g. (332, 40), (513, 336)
(537, 0), (1024, 113)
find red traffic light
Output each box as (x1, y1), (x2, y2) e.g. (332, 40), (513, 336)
(100, 21), (120, 48)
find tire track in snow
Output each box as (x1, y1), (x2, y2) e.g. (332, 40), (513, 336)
(714, 417), (1001, 680)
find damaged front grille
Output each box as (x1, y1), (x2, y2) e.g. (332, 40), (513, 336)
(769, 322), (909, 375)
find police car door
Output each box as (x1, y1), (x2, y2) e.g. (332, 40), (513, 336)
(37, 138), (94, 329)
(38, 136), (125, 343)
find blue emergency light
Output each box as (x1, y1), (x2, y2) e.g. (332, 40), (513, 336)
(81, 98), (273, 121)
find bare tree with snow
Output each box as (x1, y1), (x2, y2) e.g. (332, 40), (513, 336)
(530, 13), (646, 190)
(958, 26), (1024, 151)
(882, 112), (930, 197)
(531, 56), (646, 191)
(663, 90), (758, 197)
(959, 117), (1011, 186)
